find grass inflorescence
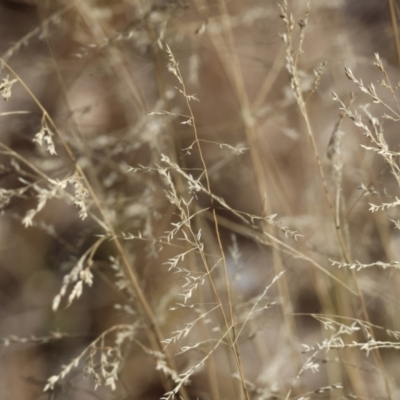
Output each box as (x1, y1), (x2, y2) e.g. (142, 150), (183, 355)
(2, 1), (400, 399)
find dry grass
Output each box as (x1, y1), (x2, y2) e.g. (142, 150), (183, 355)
(1, 0), (400, 399)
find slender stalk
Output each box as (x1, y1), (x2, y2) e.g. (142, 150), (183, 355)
(388, 0), (400, 69)
(166, 46), (250, 400)
(0, 57), (188, 399)
(279, 3), (392, 397)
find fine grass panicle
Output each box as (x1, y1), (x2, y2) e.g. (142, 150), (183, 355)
(2, 1), (400, 400)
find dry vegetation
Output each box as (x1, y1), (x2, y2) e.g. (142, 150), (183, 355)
(2, 0), (400, 399)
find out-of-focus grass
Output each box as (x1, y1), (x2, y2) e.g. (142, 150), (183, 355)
(1, 1), (400, 399)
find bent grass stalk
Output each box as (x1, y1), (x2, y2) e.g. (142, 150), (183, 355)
(0, 57), (188, 399)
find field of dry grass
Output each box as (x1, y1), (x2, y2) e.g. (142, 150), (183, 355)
(1, 0), (400, 399)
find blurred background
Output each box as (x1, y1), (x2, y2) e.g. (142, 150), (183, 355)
(1, 0), (400, 399)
